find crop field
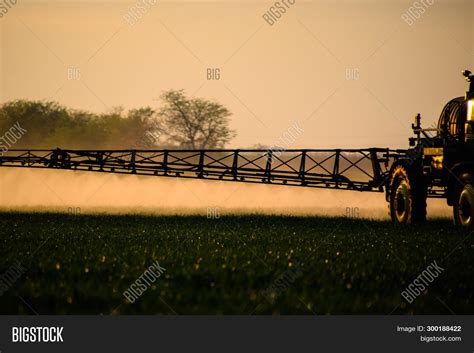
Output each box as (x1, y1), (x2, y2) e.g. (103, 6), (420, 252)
(0, 211), (472, 315)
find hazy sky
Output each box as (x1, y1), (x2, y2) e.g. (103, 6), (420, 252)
(1, 0), (473, 148)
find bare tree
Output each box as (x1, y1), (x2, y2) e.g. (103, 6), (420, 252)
(158, 90), (236, 149)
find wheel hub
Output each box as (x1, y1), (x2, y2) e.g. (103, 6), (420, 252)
(394, 182), (410, 222)
(458, 187), (474, 226)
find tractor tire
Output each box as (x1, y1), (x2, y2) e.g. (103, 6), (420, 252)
(453, 173), (474, 228)
(389, 164), (427, 224)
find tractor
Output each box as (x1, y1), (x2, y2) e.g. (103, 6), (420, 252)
(388, 70), (474, 227)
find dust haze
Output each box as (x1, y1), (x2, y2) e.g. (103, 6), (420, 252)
(0, 168), (450, 220)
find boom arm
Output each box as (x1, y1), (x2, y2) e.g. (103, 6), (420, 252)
(0, 148), (406, 192)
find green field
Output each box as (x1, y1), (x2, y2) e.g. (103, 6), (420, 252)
(0, 211), (472, 315)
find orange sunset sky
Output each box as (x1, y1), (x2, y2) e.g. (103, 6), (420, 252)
(1, 0), (473, 148)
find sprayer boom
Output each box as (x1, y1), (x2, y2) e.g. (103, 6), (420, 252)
(1, 148), (407, 192)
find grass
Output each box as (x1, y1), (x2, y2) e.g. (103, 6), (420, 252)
(0, 211), (472, 315)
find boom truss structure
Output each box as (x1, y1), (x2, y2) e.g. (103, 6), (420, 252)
(0, 148), (409, 193)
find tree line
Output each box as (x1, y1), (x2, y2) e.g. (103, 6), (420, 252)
(0, 90), (236, 150)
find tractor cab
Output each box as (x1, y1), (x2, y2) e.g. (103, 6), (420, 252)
(462, 70), (474, 143)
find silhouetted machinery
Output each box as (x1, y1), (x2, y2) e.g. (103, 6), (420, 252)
(2, 71), (474, 227)
(387, 70), (474, 227)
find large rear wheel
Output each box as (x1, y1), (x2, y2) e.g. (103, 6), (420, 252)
(389, 164), (427, 223)
(453, 173), (474, 228)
